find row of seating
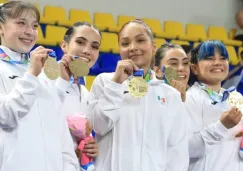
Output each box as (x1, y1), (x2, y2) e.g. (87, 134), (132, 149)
(0, 0), (240, 66)
(37, 25), (241, 65)
(31, 4), (242, 47)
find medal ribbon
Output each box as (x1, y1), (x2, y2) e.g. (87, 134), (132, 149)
(197, 82), (235, 103)
(69, 56), (86, 85)
(0, 48), (29, 64)
(133, 68), (152, 82)
(144, 68), (152, 82)
(69, 76), (85, 85)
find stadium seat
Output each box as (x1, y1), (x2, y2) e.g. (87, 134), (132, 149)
(170, 40), (190, 46)
(100, 32), (119, 53)
(118, 15), (136, 26)
(94, 12), (119, 32)
(238, 47), (243, 63)
(142, 18), (164, 37)
(208, 26), (242, 46)
(179, 24), (207, 42)
(86, 76), (96, 91)
(226, 46), (240, 65)
(229, 28), (236, 40)
(154, 38), (166, 48)
(40, 5), (67, 25)
(193, 42), (200, 48)
(159, 21), (185, 39)
(60, 9), (93, 27)
(0, 0), (8, 4)
(37, 25), (67, 46)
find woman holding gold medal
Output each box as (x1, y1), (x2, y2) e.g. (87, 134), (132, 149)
(41, 22), (101, 168)
(152, 43), (189, 102)
(60, 22), (101, 161)
(153, 40), (243, 170)
(0, 1), (80, 171)
(175, 41), (243, 171)
(86, 19), (189, 171)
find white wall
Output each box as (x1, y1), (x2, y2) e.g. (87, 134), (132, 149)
(27, 0), (242, 30)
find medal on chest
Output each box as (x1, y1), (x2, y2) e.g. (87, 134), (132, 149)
(128, 69), (148, 98)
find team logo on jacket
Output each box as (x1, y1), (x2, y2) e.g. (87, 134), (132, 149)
(157, 96), (166, 104)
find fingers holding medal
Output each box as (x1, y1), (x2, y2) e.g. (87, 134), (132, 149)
(59, 54), (75, 81)
(112, 60), (139, 84)
(112, 60), (148, 98)
(44, 51), (60, 80)
(44, 52), (90, 81)
(69, 56), (90, 78)
(228, 91), (243, 110)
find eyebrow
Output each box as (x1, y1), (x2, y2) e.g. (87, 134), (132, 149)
(120, 33), (145, 41)
(18, 18), (38, 23)
(76, 36), (100, 45)
(167, 57), (188, 61)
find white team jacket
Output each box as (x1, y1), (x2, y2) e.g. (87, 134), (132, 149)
(86, 72), (189, 171)
(185, 83), (243, 171)
(0, 46), (79, 171)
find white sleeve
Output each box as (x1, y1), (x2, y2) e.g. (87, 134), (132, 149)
(185, 94), (228, 159)
(60, 111), (80, 171)
(166, 94), (189, 171)
(0, 72), (39, 128)
(86, 74), (124, 136)
(189, 121), (227, 158)
(55, 77), (71, 103)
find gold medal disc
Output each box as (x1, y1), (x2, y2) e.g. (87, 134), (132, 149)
(44, 57), (60, 80)
(164, 67), (178, 84)
(69, 60), (89, 77)
(128, 77), (148, 98)
(228, 91), (243, 109)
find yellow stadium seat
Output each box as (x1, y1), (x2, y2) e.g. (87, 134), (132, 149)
(179, 24), (207, 42)
(86, 76), (96, 91)
(115, 15), (136, 30)
(226, 46), (240, 65)
(94, 12), (119, 32)
(100, 32), (119, 53)
(142, 18), (164, 37)
(106, 15), (136, 33)
(159, 21), (185, 39)
(170, 40), (190, 46)
(40, 5), (68, 25)
(193, 42), (201, 48)
(238, 47), (243, 63)
(154, 38), (166, 48)
(59, 9), (93, 27)
(37, 25), (67, 46)
(208, 26), (242, 46)
(238, 47), (243, 56)
(229, 28), (236, 40)
(36, 26), (56, 45)
(0, 0), (8, 4)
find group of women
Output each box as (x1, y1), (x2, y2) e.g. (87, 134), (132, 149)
(0, 1), (242, 171)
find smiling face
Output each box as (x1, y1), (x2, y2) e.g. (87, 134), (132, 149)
(191, 49), (229, 85)
(118, 22), (156, 69)
(0, 10), (38, 53)
(160, 48), (190, 86)
(61, 25), (101, 68)
(190, 41), (229, 87)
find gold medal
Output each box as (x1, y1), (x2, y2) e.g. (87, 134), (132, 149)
(128, 77), (148, 98)
(44, 55), (60, 80)
(228, 91), (243, 109)
(69, 60), (89, 78)
(163, 67), (178, 84)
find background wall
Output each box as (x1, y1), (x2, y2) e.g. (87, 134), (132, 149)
(28, 0), (242, 30)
